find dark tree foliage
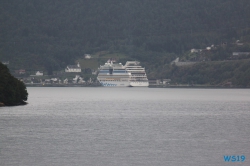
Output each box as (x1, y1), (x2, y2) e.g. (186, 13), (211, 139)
(0, 62), (28, 106)
(1, 0), (250, 69)
(167, 60), (250, 87)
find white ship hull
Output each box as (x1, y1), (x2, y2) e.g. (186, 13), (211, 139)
(97, 60), (149, 87)
(99, 81), (130, 87)
(129, 82), (149, 87)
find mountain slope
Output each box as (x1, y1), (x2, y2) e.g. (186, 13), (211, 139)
(1, 0), (250, 71)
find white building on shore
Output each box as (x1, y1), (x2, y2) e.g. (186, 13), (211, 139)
(84, 54), (91, 59)
(36, 71), (43, 76)
(65, 62), (81, 72)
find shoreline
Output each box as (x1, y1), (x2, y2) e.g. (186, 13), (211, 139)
(0, 102), (5, 107)
(148, 85), (249, 89)
(24, 84), (250, 89)
(25, 83), (102, 87)
(0, 101), (27, 107)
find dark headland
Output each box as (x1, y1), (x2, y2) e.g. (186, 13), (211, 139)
(0, 62), (28, 106)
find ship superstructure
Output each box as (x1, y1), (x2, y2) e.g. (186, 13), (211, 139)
(97, 60), (149, 87)
(124, 61), (149, 87)
(97, 61), (131, 86)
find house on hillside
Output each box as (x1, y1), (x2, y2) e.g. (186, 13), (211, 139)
(84, 54), (91, 59)
(92, 69), (97, 75)
(15, 69), (26, 74)
(107, 58), (116, 63)
(45, 79), (51, 84)
(206, 47), (211, 50)
(163, 79), (171, 84)
(65, 62), (81, 72)
(230, 52), (250, 60)
(232, 52), (250, 56)
(2, 61), (9, 65)
(190, 49), (202, 53)
(63, 78), (68, 84)
(148, 79), (160, 85)
(36, 71), (43, 76)
(171, 57), (179, 65)
(235, 40), (244, 46)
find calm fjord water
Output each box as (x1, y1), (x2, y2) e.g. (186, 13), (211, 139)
(0, 87), (250, 166)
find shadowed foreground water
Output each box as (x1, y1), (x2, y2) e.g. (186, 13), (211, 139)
(0, 87), (250, 166)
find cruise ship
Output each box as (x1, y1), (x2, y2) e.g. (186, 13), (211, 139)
(124, 61), (149, 87)
(97, 61), (131, 87)
(97, 60), (149, 87)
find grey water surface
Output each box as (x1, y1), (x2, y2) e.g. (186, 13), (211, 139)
(0, 87), (250, 166)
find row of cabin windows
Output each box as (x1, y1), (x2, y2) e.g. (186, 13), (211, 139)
(131, 75), (146, 77)
(101, 80), (121, 81)
(101, 80), (147, 82)
(99, 71), (145, 74)
(99, 71), (127, 73)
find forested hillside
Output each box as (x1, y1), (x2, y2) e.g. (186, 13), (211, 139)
(165, 59), (250, 87)
(1, 0), (250, 72)
(0, 62), (28, 106)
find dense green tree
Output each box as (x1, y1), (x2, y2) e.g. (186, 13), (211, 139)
(167, 60), (250, 87)
(1, 1), (250, 86)
(1, 0), (250, 69)
(0, 62), (28, 106)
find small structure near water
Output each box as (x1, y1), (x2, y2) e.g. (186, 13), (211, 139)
(65, 62), (81, 72)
